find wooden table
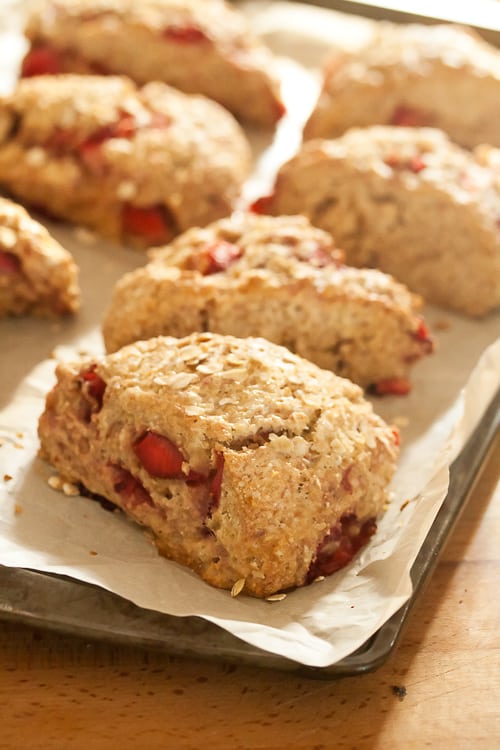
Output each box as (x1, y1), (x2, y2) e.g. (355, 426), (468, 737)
(0, 438), (498, 750)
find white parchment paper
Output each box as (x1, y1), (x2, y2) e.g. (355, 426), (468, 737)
(0, 1), (499, 668)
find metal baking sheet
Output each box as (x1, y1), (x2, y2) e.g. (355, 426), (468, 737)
(1, 387), (497, 678)
(0, 0), (499, 677)
(293, 0), (500, 47)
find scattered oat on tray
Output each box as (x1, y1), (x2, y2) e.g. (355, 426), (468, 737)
(38, 332), (400, 598)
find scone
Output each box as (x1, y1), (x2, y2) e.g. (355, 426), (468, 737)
(251, 127), (500, 316)
(0, 197), (79, 317)
(304, 22), (500, 149)
(102, 213), (433, 393)
(21, 0), (285, 127)
(38, 332), (399, 598)
(0, 75), (251, 247)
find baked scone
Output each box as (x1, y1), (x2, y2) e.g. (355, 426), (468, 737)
(0, 197), (79, 317)
(251, 127), (500, 316)
(304, 22), (500, 149)
(0, 75), (251, 247)
(21, 0), (285, 127)
(38, 332), (399, 597)
(102, 213), (433, 393)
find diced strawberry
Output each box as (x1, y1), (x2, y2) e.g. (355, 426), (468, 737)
(414, 318), (431, 343)
(21, 45), (62, 77)
(196, 241), (242, 275)
(133, 431), (204, 482)
(307, 515), (377, 581)
(0, 249), (21, 275)
(390, 105), (430, 127)
(122, 204), (175, 245)
(409, 156), (426, 173)
(392, 427), (401, 447)
(134, 432), (185, 478)
(79, 364), (106, 410)
(249, 194), (274, 215)
(112, 466), (154, 508)
(372, 377), (412, 396)
(384, 154), (426, 173)
(162, 25), (209, 43)
(273, 99), (287, 122)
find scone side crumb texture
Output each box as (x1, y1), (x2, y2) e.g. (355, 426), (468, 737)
(304, 22), (500, 148)
(0, 75), (251, 247)
(0, 196), (79, 317)
(38, 333), (399, 598)
(22, 0), (285, 126)
(102, 212), (433, 390)
(254, 127), (500, 316)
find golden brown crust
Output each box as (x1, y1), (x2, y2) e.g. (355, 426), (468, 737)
(304, 23), (500, 148)
(23, 0), (285, 126)
(0, 75), (251, 247)
(38, 332), (399, 597)
(0, 197), (79, 317)
(102, 213), (433, 388)
(257, 127), (500, 316)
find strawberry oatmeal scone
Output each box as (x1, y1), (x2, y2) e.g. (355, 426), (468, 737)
(0, 75), (251, 247)
(252, 127), (500, 316)
(21, 0), (285, 127)
(0, 197), (79, 317)
(304, 23), (500, 148)
(38, 333), (399, 598)
(102, 213), (433, 394)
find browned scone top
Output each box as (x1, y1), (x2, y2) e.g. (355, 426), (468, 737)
(38, 332), (399, 598)
(304, 22), (500, 148)
(22, 0), (285, 127)
(252, 127), (500, 317)
(0, 75), (251, 248)
(102, 213), (433, 393)
(0, 196), (79, 317)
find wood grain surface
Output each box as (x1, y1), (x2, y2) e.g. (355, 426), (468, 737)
(0, 437), (498, 750)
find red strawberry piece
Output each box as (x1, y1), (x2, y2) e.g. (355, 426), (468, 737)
(409, 156), (426, 173)
(273, 99), (287, 122)
(80, 364), (106, 410)
(249, 194), (274, 215)
(414, 318), (431, 343)
(197, 241), (242, 275)
(112, 466), (154, 508)
(372, 377), (412, 396)
(390, 105), (430, 127)
(384, 154), (426, 173)
(0, 249), (21, 275)
(392, 427), (401, 447)
(122, 204), (175, 245)
(162, 25), (209, 43)
(133, 431), (205, 482)
(307, 515), (377, 581)
(21, 45), (62, 77)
